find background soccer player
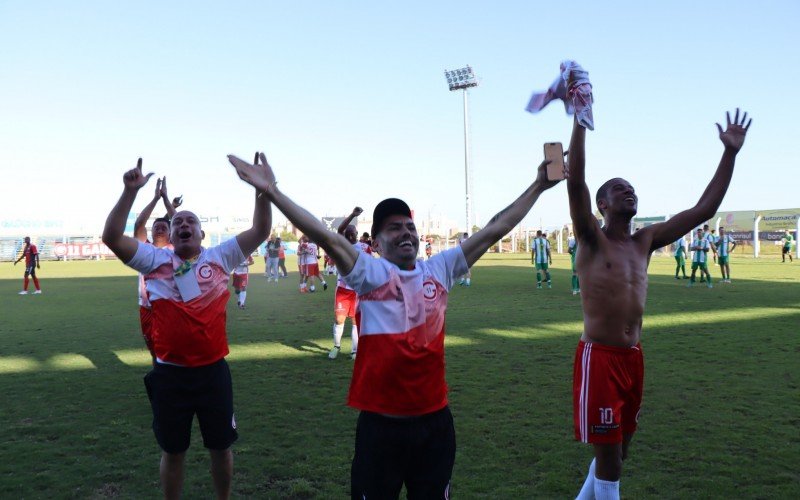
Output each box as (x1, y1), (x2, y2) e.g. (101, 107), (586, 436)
(14, 236), (41, 294)
(673, 235), (688, 279)
(782, 229), (794, 262)
(531, 229), (552, 288)
(689, 228), (713, 288)
(232, 254), (255, 309)
(716, 226), (736, 282)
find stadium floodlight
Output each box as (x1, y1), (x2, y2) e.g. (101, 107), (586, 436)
(444, 65), (478, 235)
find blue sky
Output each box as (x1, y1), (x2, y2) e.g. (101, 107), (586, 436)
(1, 1), (797, 233)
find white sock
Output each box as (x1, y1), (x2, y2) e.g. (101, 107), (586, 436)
(576, 459), (595, 500)
(351, 324), (359, 353)
(239, 291), (247, 305)
(333, 323), (344, 347)
(594, 478), (619, 500)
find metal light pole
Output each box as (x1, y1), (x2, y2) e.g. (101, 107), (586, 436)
(444, 65), (478, 236)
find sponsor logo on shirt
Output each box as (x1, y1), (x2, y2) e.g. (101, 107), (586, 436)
(197, 263), (214, 281)
(423, 280), (437, 300)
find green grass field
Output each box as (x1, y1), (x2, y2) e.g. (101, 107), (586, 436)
(1, 253), (798, 498)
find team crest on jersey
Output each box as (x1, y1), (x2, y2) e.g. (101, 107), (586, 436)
(197, 263), (214, 281)
(423, 280), (437, 300)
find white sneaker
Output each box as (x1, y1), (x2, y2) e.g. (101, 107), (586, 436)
(18, 291), (28, 295)
(33, 290), (42, 294)
(328, 346), (340, 359)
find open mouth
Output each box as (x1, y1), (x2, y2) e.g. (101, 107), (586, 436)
(398, 240), (414, 249)
(178, 230), (192, 239)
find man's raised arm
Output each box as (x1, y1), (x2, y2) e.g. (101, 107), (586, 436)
(228, 152), (359, 275)
(159, 177), (178, 219)
(648, 109), (752, 251)
(133, 177), (163, 242)
(338, 207), (363, 235)
(461, 160), (560, 267)
(235, 189), (272, 257)
(103, 159), (153, 263)
(565, 116), (599, 244)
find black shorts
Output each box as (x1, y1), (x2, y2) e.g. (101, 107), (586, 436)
(143, 358), (238, 454)
(24, 264), (36, 276)
(351, 406), (455, 500)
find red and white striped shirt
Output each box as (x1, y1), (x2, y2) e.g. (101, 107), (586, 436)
(127, 238), (244, 367)
(341, 247), (468, 415)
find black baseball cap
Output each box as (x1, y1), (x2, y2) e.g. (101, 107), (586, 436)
(371, 198), (412, 239)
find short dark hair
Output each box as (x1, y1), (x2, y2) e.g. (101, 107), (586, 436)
(153, 217), (171, 227)
(595, 178), (619, 216)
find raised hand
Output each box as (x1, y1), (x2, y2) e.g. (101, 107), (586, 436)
(122, 158), (154, 191)
(227, 151), (277, 194)
(717, 108), (752, 152)
(352, 207), (364, 216)
(535, 159), (562, 191)
(153, 177), (163, 200)
(159, 176), (168, 198)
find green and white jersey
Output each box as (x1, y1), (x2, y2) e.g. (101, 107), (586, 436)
(673, 238), (686, 257)
(783, 234), (794, 248)
(692, 237), (709, 263)
(717, 234), (735, 257)
(532, 237), (550, 264)
(568, 237), (577, 255)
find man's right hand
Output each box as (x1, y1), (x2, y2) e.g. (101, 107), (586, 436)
(153, 177), (163, 200)
(352, 207), (363, 216)
(123, 158), (154, 191)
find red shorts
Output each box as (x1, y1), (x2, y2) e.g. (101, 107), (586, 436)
(334, 286), (358, 319)
(573, 340), (644, 444)
(304, 263), (320, 277)
(232, 273), (249, 289)
(139, 306), (155, 355)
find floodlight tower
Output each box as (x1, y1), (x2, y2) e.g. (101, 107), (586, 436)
(444, 65), (478, 236)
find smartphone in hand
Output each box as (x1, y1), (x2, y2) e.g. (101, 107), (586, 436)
(544, 142), (565, 180)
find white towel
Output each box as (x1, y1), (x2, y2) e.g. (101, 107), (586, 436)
(526, 60), (594, 130)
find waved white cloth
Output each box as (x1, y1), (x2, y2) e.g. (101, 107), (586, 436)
(525, 60), (594, 130)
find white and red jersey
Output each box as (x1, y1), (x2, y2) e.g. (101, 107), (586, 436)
(341, 247), (468, 416)
(127, 238), (244, 367)
(301, 242), (319, 266)
(337, 241), (372, 290)
(138, 242), (174, 308)
(233, 255), (253, 275)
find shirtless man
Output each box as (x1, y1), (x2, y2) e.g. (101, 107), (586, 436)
(567, 109), (751, 499)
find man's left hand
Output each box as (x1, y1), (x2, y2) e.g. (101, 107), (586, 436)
(717, 108), (752, 152)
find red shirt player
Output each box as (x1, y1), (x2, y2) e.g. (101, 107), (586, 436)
(133, 176), (178, 360)
(14, 236), (41, 294)
(102, 155), (271, 499)
(227, 150), (559, 498)
(328, 206), (372, 360)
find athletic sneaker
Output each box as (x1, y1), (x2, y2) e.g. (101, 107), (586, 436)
(323, 282), (328, 291)
(350, 352), (357, 361)
(18, 291), (28, 295)
(328, 346), (340, 359)
(706, 282), (713, 289)
(572, 290), (578, 295)
(33, 290), (42, 294)
(547, 283), (552, 289)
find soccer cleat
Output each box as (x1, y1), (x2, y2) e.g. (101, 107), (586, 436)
(706, 282), (713, 289)
(350, 352), (357, 361)
(328, 346), (340, 359)
(547, 283), (552, 289)
(675, 276), (680, 280)
(33, 290), (42, 294)
(18, 291), (28, 295)
(572, 290), (578, 295)
(536, 284), (542, 289)
(323, 282), (328, 291)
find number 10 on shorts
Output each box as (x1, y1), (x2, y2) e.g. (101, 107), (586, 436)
(599, 408), (614, 424)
